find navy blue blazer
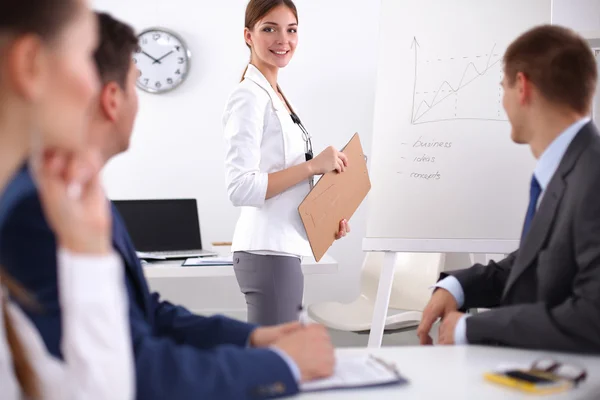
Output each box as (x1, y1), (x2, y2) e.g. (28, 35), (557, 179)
(0, 168), (298, 399)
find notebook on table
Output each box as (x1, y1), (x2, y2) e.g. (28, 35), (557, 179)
(301, 353), (407, 393)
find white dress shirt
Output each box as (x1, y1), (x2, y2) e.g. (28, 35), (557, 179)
(0, 249), (134, 400)
(436, 117), (591, 344)
(223, 64), (313, 258)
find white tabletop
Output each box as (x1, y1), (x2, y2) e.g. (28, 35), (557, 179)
(143, 254), (338, 279)
(299, 346), (600, 399)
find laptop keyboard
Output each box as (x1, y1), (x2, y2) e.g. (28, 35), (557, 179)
(151, 250), (207, 257)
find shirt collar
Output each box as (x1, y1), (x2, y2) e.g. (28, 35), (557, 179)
(243, 64), (283, 111)
(534, 117), (590, 191)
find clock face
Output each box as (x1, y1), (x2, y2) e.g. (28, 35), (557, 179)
(134, 28), (191, 93)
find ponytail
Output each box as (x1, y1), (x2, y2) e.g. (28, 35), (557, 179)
(240, 64), (249, 83)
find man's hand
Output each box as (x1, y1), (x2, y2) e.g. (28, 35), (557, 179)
(417, 288), (458, 345)
(249, 322), (301, 348)
(438, 311), (464, 345)
(273, 324), (335, 382)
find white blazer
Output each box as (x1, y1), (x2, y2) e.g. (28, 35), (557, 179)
(223, 64), (312, 257)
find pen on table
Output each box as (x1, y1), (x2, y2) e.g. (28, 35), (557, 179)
(297, 305), (310, 326)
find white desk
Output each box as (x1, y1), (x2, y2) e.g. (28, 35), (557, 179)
(142, 255), (338, 318)
(299, 346), (600, 399)
(143, 254), (338, 278)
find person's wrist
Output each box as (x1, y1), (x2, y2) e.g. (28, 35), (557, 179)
(249, 328), (258, 347)
(306, 159), (316, 176)
(434, 288), (458, 310)
(59, 236), (111, 256)
(445, 293), (458, 311)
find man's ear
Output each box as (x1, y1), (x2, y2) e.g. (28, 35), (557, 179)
(99, 81), (121, 122)
(516, 72), (531, 106)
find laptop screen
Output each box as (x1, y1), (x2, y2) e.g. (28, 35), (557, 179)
(112, 199), (202, 252)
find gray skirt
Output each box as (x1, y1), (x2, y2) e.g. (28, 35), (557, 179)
(233, 251), (304, 326)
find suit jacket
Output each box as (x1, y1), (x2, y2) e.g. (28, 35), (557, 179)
(441, 122), (600, 353)
(0, 168), (298, 400)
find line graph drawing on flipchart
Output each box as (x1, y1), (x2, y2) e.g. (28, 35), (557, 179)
(409, 37), (509, 125)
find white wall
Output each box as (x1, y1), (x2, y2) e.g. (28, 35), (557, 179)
(93, 0), (382, 307)
(553, 0), (600, 32)
(93, 0), (600, 317)
(552, 0), (600, 130)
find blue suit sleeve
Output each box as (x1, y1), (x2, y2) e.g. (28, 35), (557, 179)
(150, 292), (257, 349)
(130, 302), (299, 399)
(0, 189), (64, 358)
(148, 294), (307, 387)
(0, 175), (300, 399)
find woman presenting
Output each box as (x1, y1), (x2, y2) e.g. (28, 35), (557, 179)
(223, 0), (350, 326)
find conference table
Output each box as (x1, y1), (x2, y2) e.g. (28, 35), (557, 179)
(142, 255), (338, 317)
(143, 254), (338, 278)
(297, 346), (600, 399)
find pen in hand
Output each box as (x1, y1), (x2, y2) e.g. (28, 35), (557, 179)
(298, 305), (310, 326)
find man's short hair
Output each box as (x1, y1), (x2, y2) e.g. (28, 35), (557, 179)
(94, 12), (138, 89)
(504, 24), (597, 114)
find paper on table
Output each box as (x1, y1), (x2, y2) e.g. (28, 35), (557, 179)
(182, 255), (234, 266)
(301, 354), (406, 392)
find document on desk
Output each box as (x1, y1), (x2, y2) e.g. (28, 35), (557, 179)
(301, 354), (407, 393)
(182, 256), (233, 266)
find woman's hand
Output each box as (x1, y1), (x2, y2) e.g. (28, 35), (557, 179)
(32, 149), (111, 255)
(335, 219), (350, 240)
(309, 146), (348, 175)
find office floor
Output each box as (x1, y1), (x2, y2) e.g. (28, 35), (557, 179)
(328, 323), (440, 348)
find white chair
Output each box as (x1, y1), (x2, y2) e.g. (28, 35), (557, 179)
(308, 252), (445, 332)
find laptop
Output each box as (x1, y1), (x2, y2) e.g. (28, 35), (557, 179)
(112, 199), (216, 260)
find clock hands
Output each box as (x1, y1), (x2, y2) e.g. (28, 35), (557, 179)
(141, 51), (162, 64)
(153, 50), (174, 64)
(139, 49), (177, 65)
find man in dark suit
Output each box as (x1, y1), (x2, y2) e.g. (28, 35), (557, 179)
(417, 25), (600, 352)
(0, 13), (335, 400)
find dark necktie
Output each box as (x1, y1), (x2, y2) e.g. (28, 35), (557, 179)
(521, 175), (542, 242)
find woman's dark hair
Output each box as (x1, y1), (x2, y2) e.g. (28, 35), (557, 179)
(241, 0), (298, 79)
(245, 0), (298, 42)
(1, 1), (81, 397)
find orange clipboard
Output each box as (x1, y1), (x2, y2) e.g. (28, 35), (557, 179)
(298, 133), (371, 261)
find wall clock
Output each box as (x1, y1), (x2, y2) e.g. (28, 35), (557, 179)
(134, 27), (191, 94)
